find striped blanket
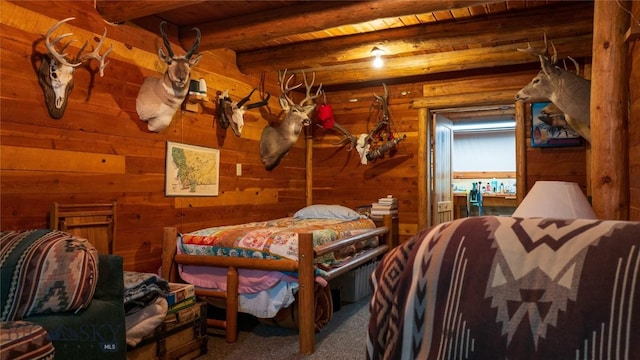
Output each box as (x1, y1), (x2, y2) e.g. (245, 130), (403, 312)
(367, 216), (640, 360)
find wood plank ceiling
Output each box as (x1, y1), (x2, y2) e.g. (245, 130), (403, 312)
(95, 0), (594, 91)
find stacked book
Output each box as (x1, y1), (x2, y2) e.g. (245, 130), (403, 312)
(165, 282), (196, 315)
(370, 195), (398, 220)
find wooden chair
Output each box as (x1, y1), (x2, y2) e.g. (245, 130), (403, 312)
(49, 201), (116, 255)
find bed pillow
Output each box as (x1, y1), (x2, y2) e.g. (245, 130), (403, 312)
(294, 204), (361, 220)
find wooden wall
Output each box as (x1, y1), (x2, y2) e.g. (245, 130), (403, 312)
(1, 0), (638, 274)
(313, 82), (425, 240)
(314, 68), (591, 242)
(0, 0), (307, 273)
(630, 1), (640, 221)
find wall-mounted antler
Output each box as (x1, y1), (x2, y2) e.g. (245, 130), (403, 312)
(38, 17), (113, 119)
(356, 83), (406, 163)
(218, 88), (270, 137)
(516, 33), (558, 64)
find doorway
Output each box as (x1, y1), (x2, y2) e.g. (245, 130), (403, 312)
(414, 95), (526, 229)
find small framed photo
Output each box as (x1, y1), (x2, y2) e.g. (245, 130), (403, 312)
(165, 141), (219, 196)
(530, 102), (582, 147)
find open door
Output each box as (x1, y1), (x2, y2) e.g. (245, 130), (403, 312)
(414, 90), (525, 231)
(431, 113), (453, 225)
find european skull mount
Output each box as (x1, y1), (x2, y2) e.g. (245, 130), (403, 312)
(218, 88), (270, 137)
(136, 22), (202, 132)
(39, 17), (113, 119)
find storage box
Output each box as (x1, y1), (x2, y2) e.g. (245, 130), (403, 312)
(127, 302), (207, 360)
(165, 283), (196, 307)
(330, 261), (378, 303)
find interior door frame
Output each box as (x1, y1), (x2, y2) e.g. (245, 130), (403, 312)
(413, 92), (526, 230)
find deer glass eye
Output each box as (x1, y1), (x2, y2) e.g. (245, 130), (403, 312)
(533, 79), (540, 85)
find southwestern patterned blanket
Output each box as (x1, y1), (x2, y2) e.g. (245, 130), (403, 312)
(367, 216), (640, 360)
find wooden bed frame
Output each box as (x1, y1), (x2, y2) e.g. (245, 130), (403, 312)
(160, 214), (397, 354)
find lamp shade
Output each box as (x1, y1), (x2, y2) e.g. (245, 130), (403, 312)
(512, 181), (597, 219)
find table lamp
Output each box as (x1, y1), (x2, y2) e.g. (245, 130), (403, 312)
(512, 181), (597, 219)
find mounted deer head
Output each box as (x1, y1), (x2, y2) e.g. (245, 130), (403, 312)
(39, 17), (112, 119)
(514, 35), (591, 143)
(136, 21), (202, 132)
(218, 88), (270, 137)
(259, 70), (321, 170)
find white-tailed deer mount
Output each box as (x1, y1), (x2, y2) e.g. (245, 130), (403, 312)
(39, 17), (112, 119)
(259, 70), (321, 171)
(136, 21), (202, 132)
(218, 88), (270, 137)
(514, 36), (591, 144)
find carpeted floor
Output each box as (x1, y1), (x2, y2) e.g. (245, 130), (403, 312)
(197, 296), (371, 360)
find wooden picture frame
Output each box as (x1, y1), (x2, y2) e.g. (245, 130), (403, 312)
(530, 102), (582, 147)
(165, 141), (219, 196)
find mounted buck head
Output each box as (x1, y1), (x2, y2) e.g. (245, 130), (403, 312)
(259, 70), (321, 170)
(514, 35), (591, 143)
(39, 17), (112, 119)
(136, 21), (202, 132)
(218, 88), (270, 137)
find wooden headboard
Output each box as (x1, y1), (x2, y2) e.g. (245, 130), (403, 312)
(50, 201), (116, 255)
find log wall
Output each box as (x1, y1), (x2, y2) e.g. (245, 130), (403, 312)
(0, 0), (306, 273)
(317, 70), (591, 243)
(630, 1), (640, 221)
(1, 0), (638, 273)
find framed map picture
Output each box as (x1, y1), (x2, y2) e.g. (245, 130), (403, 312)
(530, 102), (582, 147)
(165, 141), (219, 196)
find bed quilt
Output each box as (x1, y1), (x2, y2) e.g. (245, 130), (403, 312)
(179, 217), (377, 266)
(367, 216), (640, 360)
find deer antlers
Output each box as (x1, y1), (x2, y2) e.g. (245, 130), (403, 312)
(278, 69), (322, 109)
(517, 33), (559, 70)
(45, 17), (112, 76)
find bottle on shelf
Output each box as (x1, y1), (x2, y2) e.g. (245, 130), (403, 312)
(470, 182), (478, 203)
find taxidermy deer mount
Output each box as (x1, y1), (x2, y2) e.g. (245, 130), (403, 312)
(259, 70), (322, 171)
(39, 17), (112, 119)
(136, 21), (202, 132)
(515, 35), (591, 144)
(218, 88), (270, 137)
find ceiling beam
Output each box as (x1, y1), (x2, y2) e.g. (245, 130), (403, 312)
(177, 0), (503, 51)
(95, 0), (206, 23)
(236, 2), (593, 75)
(289, 35), (594, 86)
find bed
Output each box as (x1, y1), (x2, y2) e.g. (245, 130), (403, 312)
(367, 215), (640, 360)
(161, 204), (397, 354)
